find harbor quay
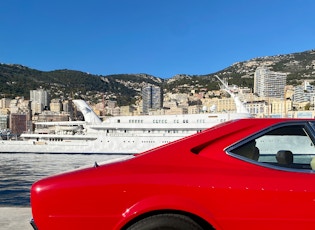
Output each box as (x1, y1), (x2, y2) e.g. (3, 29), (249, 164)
(0, 207), (33, 230)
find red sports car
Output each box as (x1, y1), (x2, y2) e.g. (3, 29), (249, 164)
(30, 118), (315, 230)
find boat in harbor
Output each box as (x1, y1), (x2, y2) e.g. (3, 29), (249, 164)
(0, 79), (252, 154)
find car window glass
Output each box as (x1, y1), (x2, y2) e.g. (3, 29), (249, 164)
(229, 124), (315, 171)
(309, 121), (315, 131)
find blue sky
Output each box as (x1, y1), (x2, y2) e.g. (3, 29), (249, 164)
(1, 0), (315, 79)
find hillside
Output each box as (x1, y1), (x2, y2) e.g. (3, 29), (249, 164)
(164, 49), (315, 93)
(1, 49), (315, 105)
(0, 64), (163, 105)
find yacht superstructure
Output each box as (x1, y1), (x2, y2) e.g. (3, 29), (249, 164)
(0, 77), (251, 154)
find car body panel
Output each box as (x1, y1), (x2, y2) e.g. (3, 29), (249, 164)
(30, 118), (315, 229)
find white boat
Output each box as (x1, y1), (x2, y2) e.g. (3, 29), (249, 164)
(0, 78), (251, 154)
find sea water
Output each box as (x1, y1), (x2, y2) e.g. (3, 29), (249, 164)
(0, 153), (124, 207)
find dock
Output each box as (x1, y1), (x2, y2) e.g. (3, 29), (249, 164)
(0, 207), (33, 230)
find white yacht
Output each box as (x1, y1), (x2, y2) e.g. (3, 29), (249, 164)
(0, 78), (251, 154)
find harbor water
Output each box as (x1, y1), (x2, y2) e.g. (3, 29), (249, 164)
(0, 153), (124, 207)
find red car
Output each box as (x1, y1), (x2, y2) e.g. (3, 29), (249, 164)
(30, 118), (315, 230)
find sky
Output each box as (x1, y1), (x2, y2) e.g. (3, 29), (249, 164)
(1, 0), (315, 79)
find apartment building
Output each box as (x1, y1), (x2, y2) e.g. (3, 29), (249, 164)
(254, 66), (287, 98)
(142, 85), (162, 114)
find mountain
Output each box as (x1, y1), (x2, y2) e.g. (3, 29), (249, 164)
(1, 49), (315, 105)
(164, 49), (315, 93)
(0, 64), (163, 105)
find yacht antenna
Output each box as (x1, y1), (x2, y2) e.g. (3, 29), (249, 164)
(214, 75), (249, 114)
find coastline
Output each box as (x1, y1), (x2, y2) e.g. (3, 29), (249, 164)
(0, 207), (32, 230)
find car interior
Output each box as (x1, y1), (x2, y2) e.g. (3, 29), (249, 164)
(229, 123), (315, 171)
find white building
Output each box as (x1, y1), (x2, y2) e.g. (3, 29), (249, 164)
(254, 66), (287, 98)
(30, 89), (49, 115)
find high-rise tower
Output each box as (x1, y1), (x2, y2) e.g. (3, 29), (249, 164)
(30, 88), (49, 114)
(142, 85), (162, 114)
(254, 66), (287, 98)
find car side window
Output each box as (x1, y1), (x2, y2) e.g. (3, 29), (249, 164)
(229, 124), (315, 171)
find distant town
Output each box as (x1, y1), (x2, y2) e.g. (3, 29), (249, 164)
(1, 66), (315, 135)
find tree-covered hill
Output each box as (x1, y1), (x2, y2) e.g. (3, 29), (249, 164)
(0, 64), (162, 105)
(165, 49), (315, 94)
(1, 48), (315, 105)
